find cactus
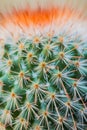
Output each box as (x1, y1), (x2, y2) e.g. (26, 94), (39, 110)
(0, 29), (87, 130)
(0, 7), (87, 130)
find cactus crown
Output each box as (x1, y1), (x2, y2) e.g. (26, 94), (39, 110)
(0, 30), (87, 130)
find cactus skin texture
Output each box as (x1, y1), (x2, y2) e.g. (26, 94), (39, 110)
(0, 7), (87, 130)
(0, 31), (87, 130)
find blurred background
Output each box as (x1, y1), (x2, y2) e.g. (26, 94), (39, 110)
(0, 0), (87, 13)
(0, 0), (86, 23)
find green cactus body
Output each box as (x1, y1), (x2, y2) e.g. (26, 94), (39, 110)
(0, 5), (87, 130)
(0, 32), (87, 130)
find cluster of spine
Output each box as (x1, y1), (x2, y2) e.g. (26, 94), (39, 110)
(0, 32), (87, 130)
